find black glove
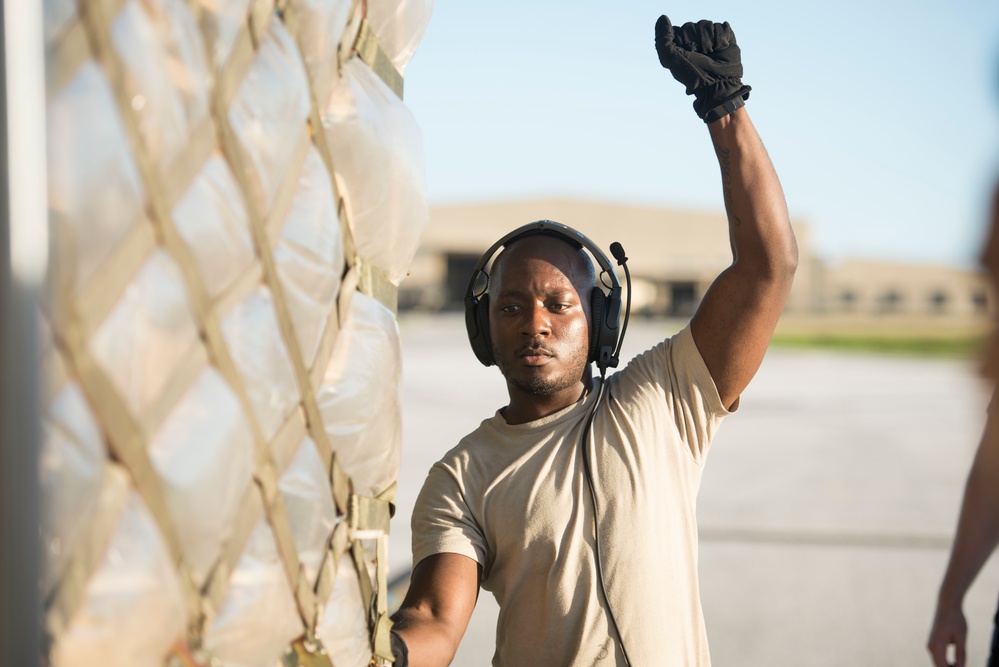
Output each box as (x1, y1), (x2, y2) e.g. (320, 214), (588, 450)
(654, 15), (751, 123)
(390, 629), (409, 667)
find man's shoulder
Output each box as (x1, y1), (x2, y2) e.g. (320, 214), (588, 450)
(433, 413), (505, 470)
(613, 324), (692, 381)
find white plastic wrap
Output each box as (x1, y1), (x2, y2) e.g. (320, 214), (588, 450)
(51, 491), (188, 667)
(228, 19), (311, 212)
(204, 518), (303, 667)
(44, 0), (432, 661)
(43, 0), (77, 45)
(110, 0), (211, 171)
(172, 153), (256, 300)
(195, 0), (253, 69)
(315, 555), (372, 667)
(322, 58), (428, 285)
(316, 292), (401, 497)
(40, 383), (108, 596)
(365, 0), (433, 74)
(89, 251), (200, 419)
(220, 286), (300, 441)
(273, 146), (344, 366)
(288, 0), (351, 82)
(47, 62), (146, 292)
(277, 437), (337, 585)
(41, 318), (69, 400)
(147, 368), (255, 584)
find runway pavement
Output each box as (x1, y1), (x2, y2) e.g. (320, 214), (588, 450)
(391, 313), (999, 666)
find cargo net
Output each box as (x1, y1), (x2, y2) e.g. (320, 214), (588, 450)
(40, 1), (431, 665)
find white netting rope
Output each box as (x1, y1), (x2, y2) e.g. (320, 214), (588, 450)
(40, 1), (432, 665)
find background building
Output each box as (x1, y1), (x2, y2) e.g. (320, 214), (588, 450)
(402, 199), (992, 321)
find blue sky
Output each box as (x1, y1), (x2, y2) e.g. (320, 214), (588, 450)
(403, 1), (999, 268)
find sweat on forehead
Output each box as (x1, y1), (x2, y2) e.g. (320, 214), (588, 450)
(489, 234), (596, 292)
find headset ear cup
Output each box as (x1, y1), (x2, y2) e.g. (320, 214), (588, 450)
(464, 294), (495, 367)
(477, 294), (494, 365)
(604, 286), (622, 356)
(589, 287), (605, 363)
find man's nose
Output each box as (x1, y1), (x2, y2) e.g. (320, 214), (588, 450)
(522, 303), (551, 336)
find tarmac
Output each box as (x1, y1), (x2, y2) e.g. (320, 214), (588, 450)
(391, 313), (999, 666)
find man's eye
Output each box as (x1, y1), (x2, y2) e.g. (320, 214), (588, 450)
(550, 303), (571, 311)
(500, 304), (521, 313)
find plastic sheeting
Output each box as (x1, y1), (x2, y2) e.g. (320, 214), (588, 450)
(147, 368), (254, 584)
(228, 19), (311, 212)
(365, 0), (434, 74)
(220, 286), (301, 441)
(172, 153), (256, 300)
(89, 251), (200, 419)
(51, 491), (188, 667)
(41, 383), (108, 596)
(316, 291), (402, 497)
(110, 0), (211, 171)
(47, 62), (146, 293)
(323, 57), (427, 285)
(273, 146), (344, 366)
(43, 0), (77, 44)
(204, 517), (303, 667)
(43, 0), (434, 662)
(195, 0), (253, 69)
(278, 437), (338, 585)
(289, 0), (351, 82)
(315, 554), (372, 667)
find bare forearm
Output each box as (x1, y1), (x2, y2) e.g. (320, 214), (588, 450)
(691, 108), (796, 406)
(391, 607), (463, 667)
(708, 107), (797, 279)
(938, 417), (999, 607)
(389, 553), (480, 666)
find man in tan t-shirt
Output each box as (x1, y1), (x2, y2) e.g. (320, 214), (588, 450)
(390, 14), (798, 667)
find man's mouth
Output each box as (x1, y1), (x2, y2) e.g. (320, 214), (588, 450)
(518, 346), (554, 366)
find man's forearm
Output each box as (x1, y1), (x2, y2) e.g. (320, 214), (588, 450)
(689, 107), (796, 406)
(707, 107), (797, 279)
(937, 417), (999, 608)
(391, 606), (463, 667)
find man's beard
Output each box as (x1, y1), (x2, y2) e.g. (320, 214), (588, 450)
(494, 346), (589, 396)
(506, 371), (580, 396)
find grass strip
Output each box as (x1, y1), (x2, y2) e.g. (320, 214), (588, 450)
(771, 333), (988, 358)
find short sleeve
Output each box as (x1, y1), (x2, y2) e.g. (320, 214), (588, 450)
(411, 461), (487, 570)
(616, 325), (735, 464)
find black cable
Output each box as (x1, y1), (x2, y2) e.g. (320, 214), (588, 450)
(580, 374), (632, 666)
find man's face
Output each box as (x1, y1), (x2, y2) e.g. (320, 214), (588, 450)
(488, 236), (593, 397)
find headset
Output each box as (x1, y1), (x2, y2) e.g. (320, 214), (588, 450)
(463, 219), (630, 373)
(463, 219), (635, 665)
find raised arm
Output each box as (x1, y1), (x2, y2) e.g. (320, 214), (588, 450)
(691, 109), (796, 408)
(655, 16), (797, 408)
(391, 553), (481, 667)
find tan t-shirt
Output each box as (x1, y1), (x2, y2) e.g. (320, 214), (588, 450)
(412, 325), (733, 666)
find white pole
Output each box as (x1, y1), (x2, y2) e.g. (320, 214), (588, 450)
(1, 0), (44, 663)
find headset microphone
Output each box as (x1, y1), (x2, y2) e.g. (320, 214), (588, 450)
(608, 242), (631, 370)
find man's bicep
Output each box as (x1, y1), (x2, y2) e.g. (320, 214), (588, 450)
(406, 552), (482, 615)
(690, 265), (789, 409)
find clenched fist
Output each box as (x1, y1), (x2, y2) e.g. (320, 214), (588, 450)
(654, 15), (751, 123)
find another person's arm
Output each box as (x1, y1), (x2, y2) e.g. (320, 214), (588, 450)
(927, 410), (999, 667)
(391, 553), (481, 667)
(654, 16), (797, 409)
